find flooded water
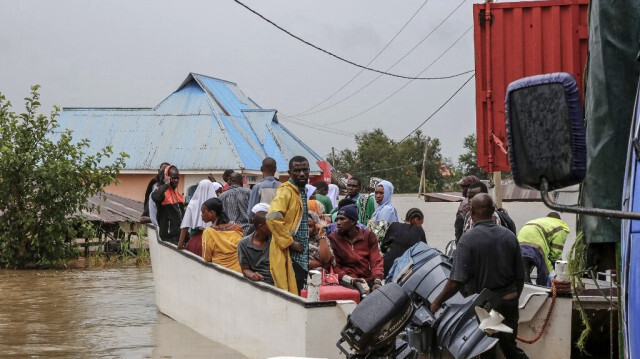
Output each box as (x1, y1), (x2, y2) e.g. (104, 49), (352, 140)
(0, 266), (246, 359)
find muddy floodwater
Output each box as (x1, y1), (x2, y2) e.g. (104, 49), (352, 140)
(0, 266), (246, 358)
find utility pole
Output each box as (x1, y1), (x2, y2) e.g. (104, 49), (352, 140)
(418, 139), (429, 197)
(332, 147), (336, 168)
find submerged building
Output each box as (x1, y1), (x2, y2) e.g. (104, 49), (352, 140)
(58, 73), (330, 201)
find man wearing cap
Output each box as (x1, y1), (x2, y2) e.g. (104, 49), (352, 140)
(455, 175), (480, 241)
(328, 204), (384, 297)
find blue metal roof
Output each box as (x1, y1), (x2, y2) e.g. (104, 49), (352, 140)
(58, 73), (324, 172)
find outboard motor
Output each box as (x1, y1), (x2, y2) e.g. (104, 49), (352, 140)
(338, 243), (501, 359)
(337, 283), (415, 358)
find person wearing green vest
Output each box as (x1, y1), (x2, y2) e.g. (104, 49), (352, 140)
(345, 177), (375, 225)
(518, 212), (570, 286)
(313, 180), (333, 214)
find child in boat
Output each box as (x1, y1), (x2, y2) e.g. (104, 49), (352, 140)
(237, 211), (274, 285)
(201, 198), (243, 273)
(307, 211), (334, 270)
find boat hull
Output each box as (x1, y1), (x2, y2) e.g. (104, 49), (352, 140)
(148, 225), (357, 359)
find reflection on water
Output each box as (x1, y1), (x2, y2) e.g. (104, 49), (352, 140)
(0, 266), (246, 358)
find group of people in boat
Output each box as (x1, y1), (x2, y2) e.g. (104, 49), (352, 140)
(141, 156), (427, 298)
(141, 158), (574, 359)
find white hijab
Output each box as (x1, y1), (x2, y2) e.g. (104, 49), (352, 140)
(180, 179), (218, 230)
(327, 184), (339, 207)
(305, 184), (317, 201)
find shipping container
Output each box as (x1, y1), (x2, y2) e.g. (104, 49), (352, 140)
(473, 0), (588, 172)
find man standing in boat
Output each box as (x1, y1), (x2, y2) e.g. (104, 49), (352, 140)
(266, 156), (309, 295)
(247, 157), (280, 218)
(430, 193), (528, 359)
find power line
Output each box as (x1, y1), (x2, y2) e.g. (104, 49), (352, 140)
(292, 1), (468, 119)
(401, 73), (475, 142)
(278, 112), (355, 137)
(232, 0), (472, 81)
(294, 0), (431, 116)
(323, 25), (473, 126)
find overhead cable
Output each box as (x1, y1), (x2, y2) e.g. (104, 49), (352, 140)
(232, 0), (472, 81)
(294, 0), (467, 118)
(278, 113), (355, 137)
(294, 0), (431, 116)
(324, 25), (473, 126)
(400, 73), (475, 142)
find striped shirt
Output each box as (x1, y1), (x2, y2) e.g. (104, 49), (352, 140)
(288, 179), (309, 271)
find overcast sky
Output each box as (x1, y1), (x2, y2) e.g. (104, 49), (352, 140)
(0, 0), (478, 163)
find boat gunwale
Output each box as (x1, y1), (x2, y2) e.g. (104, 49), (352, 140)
(148, 224), (341, 308)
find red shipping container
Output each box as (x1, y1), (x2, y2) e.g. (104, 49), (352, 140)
(473, 0), (588, 172)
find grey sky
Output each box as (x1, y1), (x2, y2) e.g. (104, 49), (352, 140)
(0, 0), (477, 164)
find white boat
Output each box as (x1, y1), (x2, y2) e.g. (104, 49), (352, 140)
(147, 225), (357, 359)
(148, 225), (573, 359)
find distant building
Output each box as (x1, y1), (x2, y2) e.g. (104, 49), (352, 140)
(58, 73), (330, 201)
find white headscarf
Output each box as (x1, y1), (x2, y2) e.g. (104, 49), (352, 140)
(211, 182), (223, 193)
(371, 180), (398, 223)
(251, 202), (270, 214)
(327, 184), (339, 208)
(305, 184), (317, 201)
(180, 180), (218, 230)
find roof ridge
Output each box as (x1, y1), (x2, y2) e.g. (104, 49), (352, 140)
(190, 72), (238, 86)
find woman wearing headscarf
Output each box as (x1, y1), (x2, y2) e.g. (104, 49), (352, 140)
(305, 184), (325, 215)
(200, 198), (244, 272)
(177, 179), (218, 255)
(327, 184), (340, 208)
(371, 180), (399, 224)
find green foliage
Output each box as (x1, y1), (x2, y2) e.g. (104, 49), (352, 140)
(330, 129), (450, 193)
(0, 86), (127, 268)
(457, 134), (488, 180)
(568, 231), (591, 353)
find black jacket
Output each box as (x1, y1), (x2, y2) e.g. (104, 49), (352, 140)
(151, 184), (185, 244)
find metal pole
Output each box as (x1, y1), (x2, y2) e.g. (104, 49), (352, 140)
(540, 178), (640, 219)
(332, 146), (336, 168)
(484, 0), (495, 173)
(493, 171), (502, 208)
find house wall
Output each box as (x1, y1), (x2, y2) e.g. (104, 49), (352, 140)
(105, 174), (185, 202)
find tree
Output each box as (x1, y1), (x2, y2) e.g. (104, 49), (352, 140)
(0, 86), (128, 268)
(332, 129), (448, 193)
(457, 134), (488, 180)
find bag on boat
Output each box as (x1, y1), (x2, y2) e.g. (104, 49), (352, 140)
(301, 267), (361, 303)
(322, 266), (339, 286)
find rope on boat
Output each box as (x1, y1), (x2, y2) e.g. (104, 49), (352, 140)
(517, 279), (571, 344)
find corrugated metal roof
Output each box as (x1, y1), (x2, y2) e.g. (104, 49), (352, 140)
(58, 73), (324, 172)
(82, 192), (143, 223)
